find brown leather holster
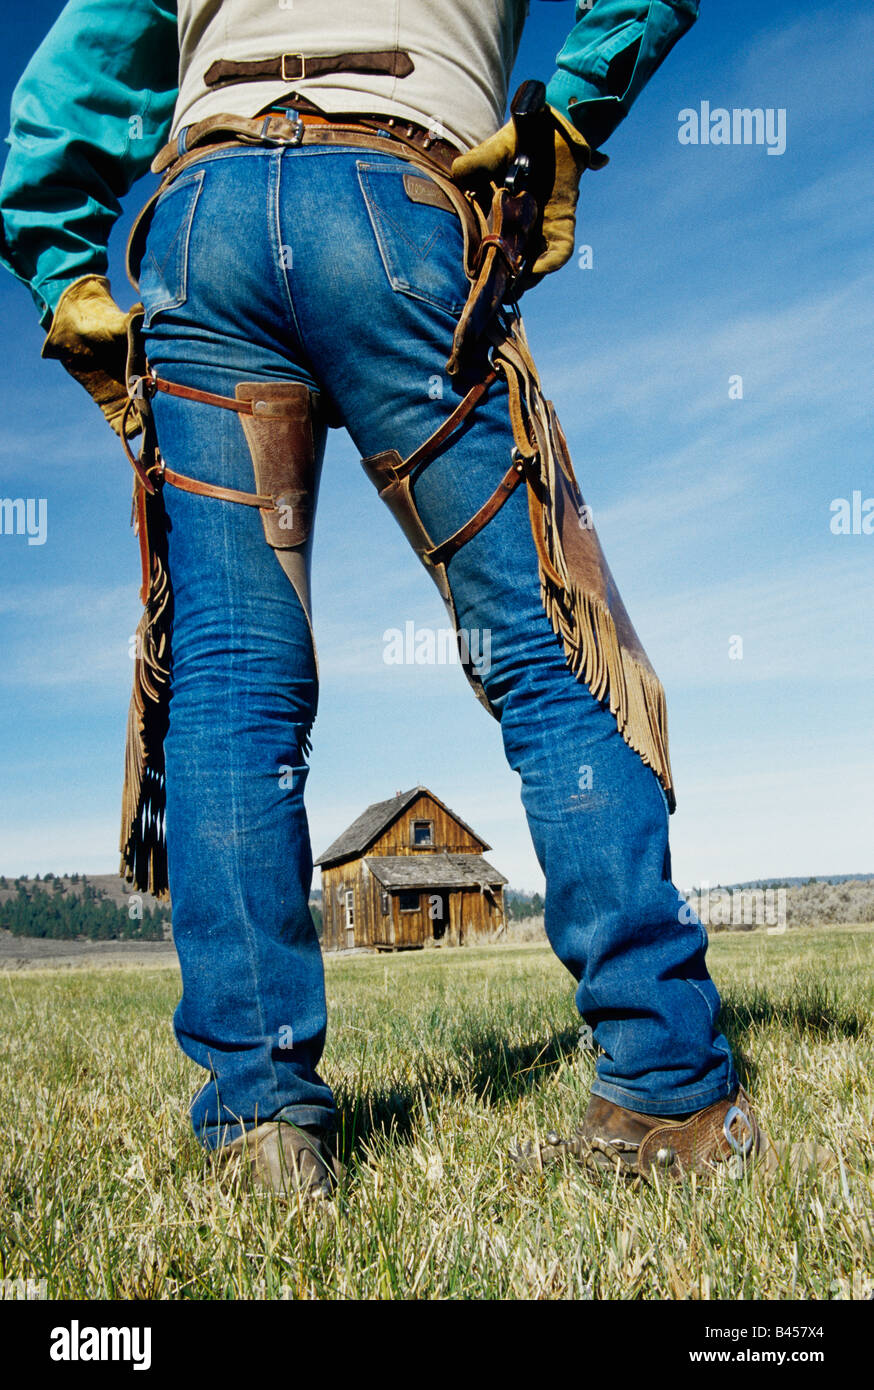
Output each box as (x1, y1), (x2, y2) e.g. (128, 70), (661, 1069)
(123, 370), (323, 626)
(119, 343), (324, 896)
(236, 380), (323, 637)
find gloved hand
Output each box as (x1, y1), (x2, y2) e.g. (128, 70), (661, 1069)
(41, 274), (141, 437)
(451, 105), (607, 277)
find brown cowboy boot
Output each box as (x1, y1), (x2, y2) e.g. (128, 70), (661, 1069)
(215, 1120), (342, 1200)
(510, 1088), (834, 1181)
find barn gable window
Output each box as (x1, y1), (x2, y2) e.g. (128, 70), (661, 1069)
(410, 819), (434, 847)
(398, 891), (420, 912)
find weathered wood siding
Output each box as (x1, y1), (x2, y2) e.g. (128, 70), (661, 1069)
(392, 885), (504, 947)
(319, 793), (504, 951)
(321, 870), (504, 951)
(321, 862), (396, 951)
(368, 793), (484, 857)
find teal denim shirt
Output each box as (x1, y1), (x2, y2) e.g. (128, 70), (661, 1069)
(0, 0), (698, 327)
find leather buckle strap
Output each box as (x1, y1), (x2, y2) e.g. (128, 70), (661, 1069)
(281, 53), (306, 82)
(124, 373), (296, 510)
(204, 49), (415, 90)
(359, 371), (526, 571)
(150, 374), (256, 415)
(395, 370), (498, 483)
(157, 466), (273, 510)
(476, 232), (525, 278)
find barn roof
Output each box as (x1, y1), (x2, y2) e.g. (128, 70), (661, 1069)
(315, 787), (489, 867)
(365, 854), (507, 891)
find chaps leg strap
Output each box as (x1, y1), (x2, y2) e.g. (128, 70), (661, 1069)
(359, 317), (676, 810)
(128, 373), (324, 625)
(119, 372), (323, 898)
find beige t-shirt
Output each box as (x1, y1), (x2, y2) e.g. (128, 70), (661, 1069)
(173, 0), (531, 151)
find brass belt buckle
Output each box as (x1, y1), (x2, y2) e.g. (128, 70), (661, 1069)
(281, 53), (306, 81)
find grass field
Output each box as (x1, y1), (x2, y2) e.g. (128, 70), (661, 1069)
(1, 926), (872, 1300)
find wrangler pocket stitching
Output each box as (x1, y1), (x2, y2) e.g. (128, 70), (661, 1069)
(140, 169), (205, 328)
(356, 162), (467, 318)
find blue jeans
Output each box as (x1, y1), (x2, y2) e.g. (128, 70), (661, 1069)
(136, 139), (738, 1146)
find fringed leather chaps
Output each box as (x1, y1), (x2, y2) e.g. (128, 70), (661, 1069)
(360, 315), (675, 811)
(488, 318), (674, 808)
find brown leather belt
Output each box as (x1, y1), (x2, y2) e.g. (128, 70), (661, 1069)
(204, 49), (415, 89)
(151, 108), (461, 177)
(266, 106), (461, 166)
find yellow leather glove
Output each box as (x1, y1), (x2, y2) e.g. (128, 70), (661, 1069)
(452, 105), (607, 277)
(42, 274), (141, 437)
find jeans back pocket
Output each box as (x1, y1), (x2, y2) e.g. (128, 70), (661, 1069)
(356, 161), (467, 319)
(139, 169), (205, 328)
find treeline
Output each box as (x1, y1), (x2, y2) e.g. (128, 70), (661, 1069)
(505, 890), (544, 922)
(0, 875), (170, 942)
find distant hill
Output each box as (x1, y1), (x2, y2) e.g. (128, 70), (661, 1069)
(0, 874), (170, 942)
(2, 872), (871, 943)
(0, 874), (323, 940)
(0, 873), (166, 911)
(724, 874), (874, 890)
(505, 876), (874, 933)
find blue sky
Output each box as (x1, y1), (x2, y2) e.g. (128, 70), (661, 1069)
(1, 1), (872, 891)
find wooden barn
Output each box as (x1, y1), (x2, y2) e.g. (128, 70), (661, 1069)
(316, 787), (507, 951)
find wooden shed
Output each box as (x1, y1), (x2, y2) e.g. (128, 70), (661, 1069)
(315, 787), (507, 951)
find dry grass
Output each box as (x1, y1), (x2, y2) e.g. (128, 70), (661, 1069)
(0, 925), (872, 1299)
